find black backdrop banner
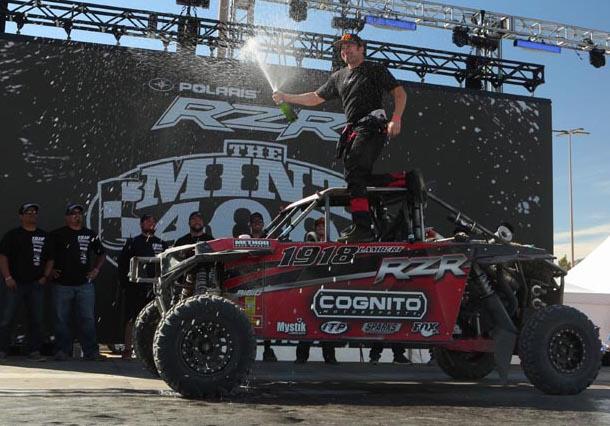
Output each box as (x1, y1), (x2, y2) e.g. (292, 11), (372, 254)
(0, 35), (552, 342)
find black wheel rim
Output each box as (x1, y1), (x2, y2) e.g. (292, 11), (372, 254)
(180, 321), (234, 375)
(549, 327), (586, 374)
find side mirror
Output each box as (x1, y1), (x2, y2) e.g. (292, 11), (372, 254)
(495, 223), (514, 243)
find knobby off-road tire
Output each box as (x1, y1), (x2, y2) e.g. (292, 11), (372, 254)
(519, 304), (601, 395)
(433, 347), (495, 380)
(153, 295), (256, 398)
(133, 299), (162, 377)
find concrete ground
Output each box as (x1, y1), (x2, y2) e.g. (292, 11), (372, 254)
(1, 354), (609, 425)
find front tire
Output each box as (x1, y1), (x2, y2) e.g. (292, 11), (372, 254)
(519, 305), (601, 395)
(153, 295), (256, 398)
(433, 347), (495, 380)
(133, 300), (162, 376)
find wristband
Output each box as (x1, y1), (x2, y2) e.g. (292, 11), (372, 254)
(391, 113), (402, 121)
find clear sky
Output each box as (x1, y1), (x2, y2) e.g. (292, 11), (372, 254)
(6, 0), (609, 261)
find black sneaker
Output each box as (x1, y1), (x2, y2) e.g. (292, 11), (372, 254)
(369, 357), (380, 365)
(393, 354), (413, 364)
(337, 226), (375, 243)
(294, 358), (307, 364)
(324, 357), (339, 365)
(263, 348), (277, 362)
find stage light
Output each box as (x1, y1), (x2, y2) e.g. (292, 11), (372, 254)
(514, 39), (561, 54)
(12, 12), (27, 34)
(63, 20), (73, 39)
(468, 34), (499, 52)
(589, 47), (606, 68)
(289, 0), (307, 22)
(111, 25), (124, 45)
(364, 16), (416, 31)
(331, 16), (364, 32)
(176, 0), (210, 7)
(452, 26), (469, 47)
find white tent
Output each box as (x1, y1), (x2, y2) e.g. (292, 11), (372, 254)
(563, 236), (610, 346)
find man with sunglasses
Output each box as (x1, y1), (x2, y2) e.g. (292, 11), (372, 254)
(273, 33), (407, 242)
(0, 203), (53, 360)
(49, 203), (106, 361)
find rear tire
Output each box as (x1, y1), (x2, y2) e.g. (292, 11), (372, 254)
(433, 347), (495, 380)
(133, 300), (162, 376)
(519, 304), (601, 395)
(153, 295), (256, 398)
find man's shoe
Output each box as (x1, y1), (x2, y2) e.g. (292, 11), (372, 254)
(54, 351), (68, 361)
(337, 226), (375, 243)
(324, 357), (339, 365)
(83, 353), (107, 361)
(28, 351), (46, 362)
(263, 348), (277, 362)
(393, 354), (413, 364)
(121, 349), (133, 360)
(294, 358), (307, 364)
(369, 357), (380, 365)
(0, 351), (7, 359)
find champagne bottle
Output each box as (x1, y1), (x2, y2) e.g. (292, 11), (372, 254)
(279, 101), (298, 123)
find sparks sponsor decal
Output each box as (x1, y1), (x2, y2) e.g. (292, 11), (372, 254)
(374, 254), (468, 283)
(276, 318), (307, 335)
(411, 322), (440, 337)
(86, 140), (349, 264)
(312, 289), (427, 320)
(320, 321), (348, 335)
(362, 322), (403, 335)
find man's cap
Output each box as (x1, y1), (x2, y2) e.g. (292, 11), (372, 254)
(65, 203), (84, 215)
(18, 202), (39, 215)
(189, 211), (203, 221)
(314, 217), (325, 227)
(140, 214), (156, 223)
(334, 33), (364, 47)
(249, 212), (264, 222)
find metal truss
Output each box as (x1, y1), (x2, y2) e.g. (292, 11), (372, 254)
(261, 0), (610, 54)
(2, 0), (544, 91)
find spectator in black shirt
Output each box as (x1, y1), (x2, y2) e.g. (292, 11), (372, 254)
(117, 214), (168, 359)
(49, 203), (106, 361)
(174, 211), (213, 247)
(273, 33), (407, 242)
(0, 203), (53, 360)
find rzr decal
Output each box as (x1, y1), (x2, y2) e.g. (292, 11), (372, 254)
(312, 289), (427, 320)
(374, 254), (468, 283)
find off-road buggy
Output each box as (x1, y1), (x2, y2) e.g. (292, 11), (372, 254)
(129, 175), (601, 398)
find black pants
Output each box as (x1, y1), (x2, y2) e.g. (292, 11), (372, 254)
(370, 343), (405, 360)
(296, 341), (336, 362)
(344, 123), (386, 201)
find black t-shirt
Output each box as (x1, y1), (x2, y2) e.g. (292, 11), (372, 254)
(50, 226), (105, 286)
(316, 61), (400, 123)
(0, 227), (50, 283)
(173, 232), (213, 247)
(117, 234), (168, 286)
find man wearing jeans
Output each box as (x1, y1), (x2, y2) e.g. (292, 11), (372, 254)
(0, 203), (53, 360)
(49, 203), (106, 361)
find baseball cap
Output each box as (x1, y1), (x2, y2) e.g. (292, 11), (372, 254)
(189, 211), (203, 221)
(65, 203), (84, 215)
(334, 33), (364, 47)
(249, 212), (263, 222)
(140, 214), (156, 223)
(18, 202), (40, 215)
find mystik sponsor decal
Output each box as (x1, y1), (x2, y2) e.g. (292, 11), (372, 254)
(276, 318), (307, 335)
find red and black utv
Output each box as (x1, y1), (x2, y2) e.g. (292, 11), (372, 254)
(129, 182), (601, 398)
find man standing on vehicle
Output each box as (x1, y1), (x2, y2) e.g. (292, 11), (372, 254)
(174, 212), (214, 247)
(272, 33), (406, 242)
(117, 214), (168, 359)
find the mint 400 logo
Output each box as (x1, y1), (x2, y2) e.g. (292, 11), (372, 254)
(86, 140), (350, 263)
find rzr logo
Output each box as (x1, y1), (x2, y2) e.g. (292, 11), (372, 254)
(152, 96), (346, 142)
(374, 254), (468, 284)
